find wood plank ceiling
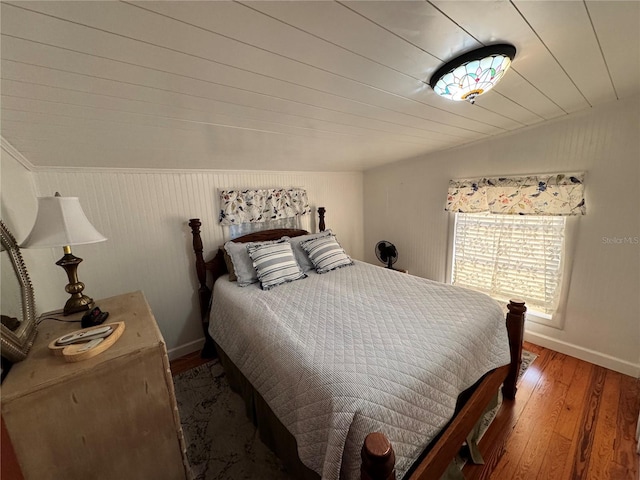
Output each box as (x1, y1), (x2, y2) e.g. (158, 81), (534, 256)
(1, 1), (638, 172)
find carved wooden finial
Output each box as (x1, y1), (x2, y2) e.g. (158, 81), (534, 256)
(318, 207), (326, 232)
(189, 219), (203, 248)
(507, 299), (526, 316)
(361, 432), (396, 480)
(503, 299), (527, 400)
(189, 218), (201, 230)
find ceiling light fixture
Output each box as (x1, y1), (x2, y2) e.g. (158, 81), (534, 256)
(429, 44), (516, 105)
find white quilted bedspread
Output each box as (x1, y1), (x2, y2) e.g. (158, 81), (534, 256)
(210, 261), (510, 480)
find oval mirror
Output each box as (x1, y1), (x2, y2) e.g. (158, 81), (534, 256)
(1, 220), (37, 362)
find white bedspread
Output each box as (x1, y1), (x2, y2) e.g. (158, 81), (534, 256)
(210, 261), (510, 480)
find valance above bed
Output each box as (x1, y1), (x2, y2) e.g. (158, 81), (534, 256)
(219, 188), (310, 225)
(445, 173), (586, 215)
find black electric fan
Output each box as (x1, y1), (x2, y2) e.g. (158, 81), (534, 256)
(375, 241), (398, 269)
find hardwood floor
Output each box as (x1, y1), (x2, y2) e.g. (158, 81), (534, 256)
(170, 342), (640, 480)
(463, 342), (639, 480)
(170, 348), (208, 376)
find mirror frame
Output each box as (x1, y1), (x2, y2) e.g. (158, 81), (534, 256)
(1, 219), (37, 362)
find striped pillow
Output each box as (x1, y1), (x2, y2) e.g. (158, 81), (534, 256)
(225, 239), (281, 287)
(246, 240), (306, 290)
(300, 234), (353, 274)
(284, 230), (332, 272)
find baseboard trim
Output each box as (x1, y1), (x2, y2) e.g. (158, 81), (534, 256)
(167, 338), (205, 361)
(524, 331), (639, 378)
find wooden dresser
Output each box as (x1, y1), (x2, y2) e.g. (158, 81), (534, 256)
(1, 291), (190, 480)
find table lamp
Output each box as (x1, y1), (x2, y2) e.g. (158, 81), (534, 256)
(21, 193), (107, 315)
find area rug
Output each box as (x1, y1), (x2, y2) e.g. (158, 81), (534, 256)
(174, 351), (537, 480)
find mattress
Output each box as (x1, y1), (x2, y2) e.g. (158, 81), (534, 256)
(210, 260), (510, 480)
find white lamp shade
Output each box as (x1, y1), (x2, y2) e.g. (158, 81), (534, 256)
(21, 196), (107, 248)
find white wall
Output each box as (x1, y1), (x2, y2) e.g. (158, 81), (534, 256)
(1, 141), (63, 312)
(364, 96), (640, 377)
(1, 141), (38, 238)
(2, 153), (363, 358)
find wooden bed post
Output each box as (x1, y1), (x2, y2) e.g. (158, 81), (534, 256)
(361, 432), (396, 480)
(361, 299), (526, 480)
(318, 207), (326, 232)
(188, 218), (216, 358)
(502, 299), (526, 399)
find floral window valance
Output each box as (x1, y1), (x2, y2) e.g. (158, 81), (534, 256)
(445, 173), (586, 215)
(219, 188), (310, 225)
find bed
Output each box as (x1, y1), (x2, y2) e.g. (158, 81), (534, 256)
(188, 211), (525, 480)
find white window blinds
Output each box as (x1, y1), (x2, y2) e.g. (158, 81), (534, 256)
(452, 213), (566, 315)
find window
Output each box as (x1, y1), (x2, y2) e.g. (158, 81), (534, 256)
(451, 212), (566, 316)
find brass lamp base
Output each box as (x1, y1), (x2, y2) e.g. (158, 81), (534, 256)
(56, 249), (95, 316)
(62, 293), (94, 316)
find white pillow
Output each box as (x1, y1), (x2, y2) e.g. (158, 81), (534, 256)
(224, 239), (279, 287)
(285, 230), (332, 272)
(246, 240), (306, 290)
(299, 234), (353, 274)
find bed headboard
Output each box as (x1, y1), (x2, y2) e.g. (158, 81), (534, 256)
(188, 208), (326, 357)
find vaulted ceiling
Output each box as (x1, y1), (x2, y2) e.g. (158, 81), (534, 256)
(1, 1), (638, 172)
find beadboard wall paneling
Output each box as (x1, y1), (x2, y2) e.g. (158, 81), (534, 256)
(1, 141), (65, 313)
(31, 169), (363, 357)
(364, 96), (640, 376)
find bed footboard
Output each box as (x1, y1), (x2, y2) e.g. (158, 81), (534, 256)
(361, 299), (526, 480)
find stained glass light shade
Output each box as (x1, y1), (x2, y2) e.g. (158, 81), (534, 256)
(429, 44), (516, 104)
